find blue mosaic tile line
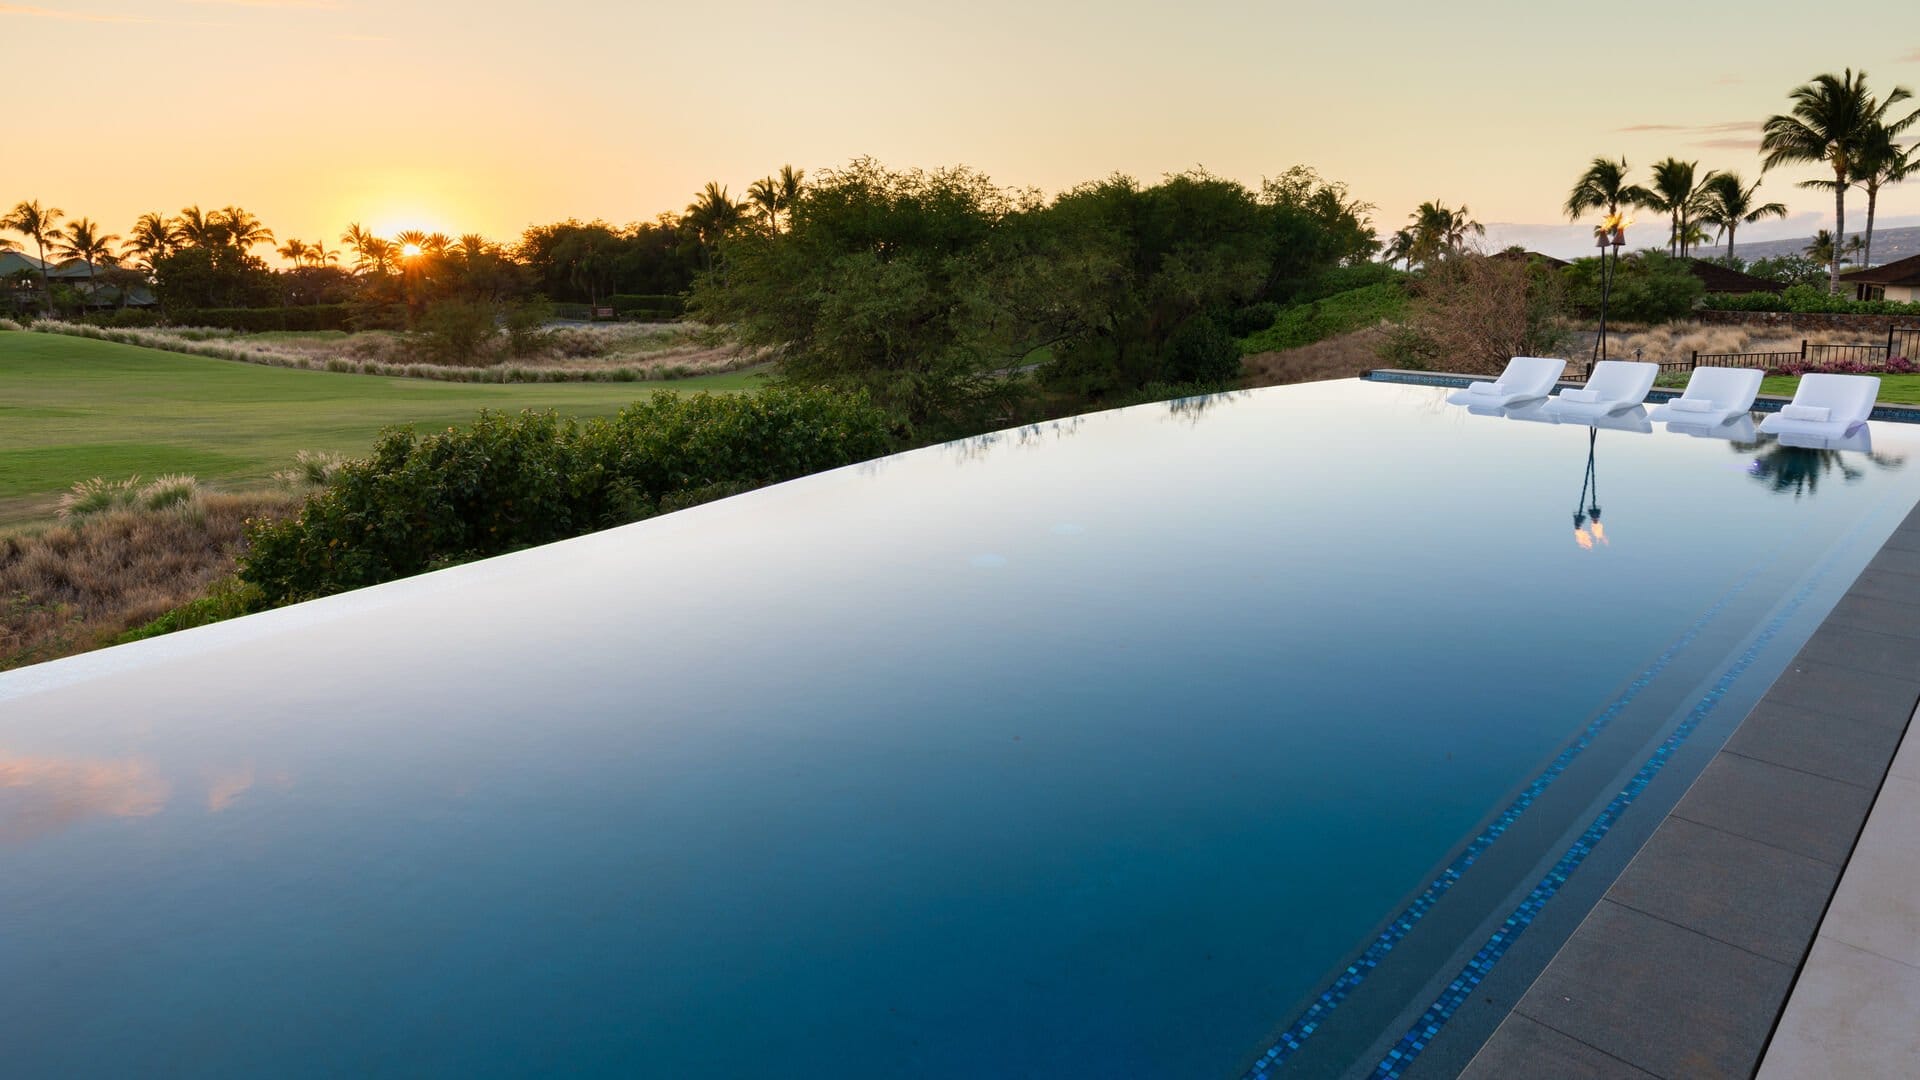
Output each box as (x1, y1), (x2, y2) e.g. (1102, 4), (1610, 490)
(1363, 499), (1903, 1080)
(1237, 544), (1789, 1080)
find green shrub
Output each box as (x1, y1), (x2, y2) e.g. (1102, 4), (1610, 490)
(1561, 251), (1704, 324)
(1237, 282), (1409, 353)
(239, 388), (897, 604)
(504, 297), (555, 356)
(1699, 285), (1920, 315)
(1163, 314), (1243, 382)
(611, 293), (686, 320)
(413, 299), (498, 365)
(167, 304), (353, 332)
(83, 309), (163, 329)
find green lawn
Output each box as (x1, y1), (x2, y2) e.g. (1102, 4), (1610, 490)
(0, 330), (764, 528)
(1762, 374), (1920, 406)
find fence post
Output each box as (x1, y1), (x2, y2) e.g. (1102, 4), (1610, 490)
(1801, 339), (1808, 359)
(1690, 350), (1698, 371)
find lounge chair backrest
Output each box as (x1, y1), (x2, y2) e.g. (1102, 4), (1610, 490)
(1585, 361), (1658, 401)
(1500, 356), (1566, 395)
(1793, 373), (1880, 424)
(1683, 367), (1763, 409)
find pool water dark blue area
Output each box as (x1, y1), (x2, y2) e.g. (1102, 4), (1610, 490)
(3, 380), (1919, 1078)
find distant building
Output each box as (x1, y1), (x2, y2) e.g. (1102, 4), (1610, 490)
(1489, 249), (1570, 268)
(0, 252), (156, 309)
(1841, 254), (1920, 303)
(1683, 259), (1786, 296)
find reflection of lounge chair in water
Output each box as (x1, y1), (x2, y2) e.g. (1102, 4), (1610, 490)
(1667, 414), (1758, 442)
(1503, 401), (1652, 433)
(1650, 367), (1764, 427)
(1447, 357), (1567, 408)
(1758, 373), (1880, 441)
(1546, 360), (1658, 419)
(1776, 425), (1875, 453)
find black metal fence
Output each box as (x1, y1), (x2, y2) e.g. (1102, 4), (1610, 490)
(1686, 324), (1920, 372)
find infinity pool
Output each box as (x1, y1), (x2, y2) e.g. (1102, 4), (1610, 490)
(3, 379), (1917, 1078)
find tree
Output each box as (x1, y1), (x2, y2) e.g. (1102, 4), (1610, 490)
(175, 205), (221, 248)
(1, 200), (65, 313)
(276, 238), (311, 266)
(1855, 127), (1917, 267)
(1383, 228), (1416, 270)
(684, 182), (746, 270)
(215, 207), (274, 254)
(746, 164), (807, 236)
(52, 217), (121, 299)
(1405, 201), (1483, 267)
(1762, 69), (1916, 292)
(340, 223), (386, 273)
(1644, 159), (1717, 257)
(1564, 156), (1651, 220)
(307, 238), (339, 268)
(123, 212), (179, 273)
(1697, 173), (1788, 260)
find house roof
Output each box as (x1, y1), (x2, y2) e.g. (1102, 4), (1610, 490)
(1842, 253), (1920, 286)
(1686, 259), (1787, 295)
(0, 251), (50, 276)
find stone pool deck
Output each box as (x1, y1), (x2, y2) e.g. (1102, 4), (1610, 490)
(1461, 504), (1920, 1079)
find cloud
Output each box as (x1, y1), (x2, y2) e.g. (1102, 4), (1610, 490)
(0, 3), (153, 21)
(1619, 120), (1755, 136)
(1694, 138), (1761, 151)
(0, 751), (169, 844)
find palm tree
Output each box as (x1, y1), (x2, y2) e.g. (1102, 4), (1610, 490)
(452, 233), (491, 259)
(307, 238), (338, 268)
(1762, 69), (1916, 292)
(1, 200), (65, 313)
(422, 232), (452, 255)
(1855, 129), (1917, 267)
(1564, 157), (1651, 221)
(392, 229), (430, 255)
(122, 212), (179, 272)
(1805, 228), (1839, 266)
(1697, 173), (1789, 260)
(276, 238), (311, 266)
(215, 207), (274, 253)
(1644, 159), (1718, 257)
(1383, 227), (1416, 270)
(745, 165), (806, 236)
(175, 205), (222, 248)
(1405, 201), (1483, 267)
(52, 218), (121, 300)
(685, 182), (747, 270)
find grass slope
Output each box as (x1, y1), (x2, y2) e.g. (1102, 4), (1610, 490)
(1761, 374), (1920, 406)
(1237, 283), (1408, 355)
(0, 330), (763, 528)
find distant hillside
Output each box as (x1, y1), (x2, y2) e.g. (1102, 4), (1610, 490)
(1726, 224), (1920, 266)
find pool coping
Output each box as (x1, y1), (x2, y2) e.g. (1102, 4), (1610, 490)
(1360, 368), (1920, 424)
(1405, 377), (1920, 1078)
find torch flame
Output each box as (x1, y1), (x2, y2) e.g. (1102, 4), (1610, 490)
(1591, 520), (1608, 545)
(1574, 527), (1594, 550)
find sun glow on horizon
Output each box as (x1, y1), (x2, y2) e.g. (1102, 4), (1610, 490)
(399, 242), (423, 258)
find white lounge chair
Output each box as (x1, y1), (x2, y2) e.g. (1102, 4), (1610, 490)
(1757, 373), (1880, 441)
(1649, 367), (1764, 427)
(1546, 360), (1658, 418)
(1446, 356), (1567, 407)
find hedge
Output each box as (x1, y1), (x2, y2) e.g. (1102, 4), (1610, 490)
(239, 387), (898, 604)
(165, 304), (354, 332)
(1701, 286), (1920, 316)
(612, 293), (686, 320)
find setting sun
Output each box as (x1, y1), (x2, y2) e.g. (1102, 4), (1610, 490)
(399, 243), (423, 259)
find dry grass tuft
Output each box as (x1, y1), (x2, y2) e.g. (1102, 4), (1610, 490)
(273, 450), (352, 490)
(1241, 325), (1395, 388)
(2, 491), (296, 670)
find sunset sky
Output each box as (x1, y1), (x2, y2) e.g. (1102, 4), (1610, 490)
(7, 0), (1920, 260)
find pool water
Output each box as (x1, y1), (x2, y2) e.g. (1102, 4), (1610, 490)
(3, 379), (1917, 1078)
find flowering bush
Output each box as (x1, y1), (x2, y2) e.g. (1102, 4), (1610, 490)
(1766, 355), (1919, 377)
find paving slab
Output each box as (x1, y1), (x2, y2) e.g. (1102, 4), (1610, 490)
(1604, 816), (1838, 965)
(1456, 1013), (1656, 1080)
(1670, 752), (1877, 867)
(1722, 698), (1910, 789)
(1813, 774), (1920, 968)
(1793, 624), (1920, 681)
(1757, 938), (1920, 1079)
(1754, 662), (1920, 727)
(1513, 901), (1792, 1079)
